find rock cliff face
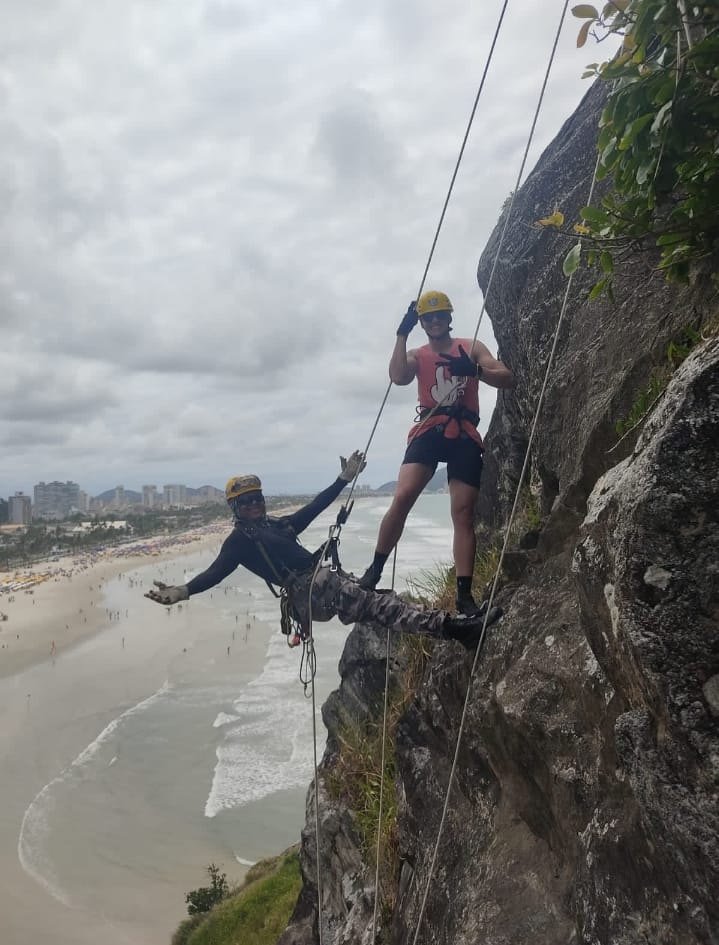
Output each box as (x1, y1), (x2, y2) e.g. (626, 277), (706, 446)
(278, 81), (719, 945)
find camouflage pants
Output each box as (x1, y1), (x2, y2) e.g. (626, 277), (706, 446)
(287, 566), (446, 637)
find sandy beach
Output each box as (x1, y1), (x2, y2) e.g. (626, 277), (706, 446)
(0, 527), (284, 945)
(0, 524), (228, 681)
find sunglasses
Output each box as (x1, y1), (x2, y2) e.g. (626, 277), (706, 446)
(420, 311), (450, 324)
(234, 492), (264, 507)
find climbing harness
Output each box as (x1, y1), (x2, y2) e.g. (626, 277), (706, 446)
(413, 402), (483, 441)
(232, 518), (327, 683)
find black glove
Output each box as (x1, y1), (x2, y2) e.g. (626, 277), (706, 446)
(436, 345), (482, 378)
(396, 301), (418, 337)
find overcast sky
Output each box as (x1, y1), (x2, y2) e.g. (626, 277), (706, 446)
(1, 0), (597, 497)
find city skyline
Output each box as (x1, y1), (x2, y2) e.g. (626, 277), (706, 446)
(2, 475), (384, 523)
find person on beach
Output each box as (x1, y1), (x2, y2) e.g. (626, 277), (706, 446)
(144, 452), (501, 648)
(358, 290), (514, 617)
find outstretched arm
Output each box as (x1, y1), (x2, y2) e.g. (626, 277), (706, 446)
(145, 532), (245, 605)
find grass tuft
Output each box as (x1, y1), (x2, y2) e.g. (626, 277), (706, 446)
(325, 634), (431, 922)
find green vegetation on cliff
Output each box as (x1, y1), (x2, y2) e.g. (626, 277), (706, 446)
(565, 1), (719, 291)
(171, 849), (301, 945)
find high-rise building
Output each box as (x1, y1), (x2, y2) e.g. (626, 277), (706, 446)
(142, 485), (158, 509)
(113, 486), (126, 509)
(33, 481), (81, 520)
(163, 484), (187, 507)
(8, 492), (32, 525)
(197, 485), (224, 503)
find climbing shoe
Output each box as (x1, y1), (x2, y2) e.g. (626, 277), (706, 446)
(455, 591), (482, 617)
(358, 564), (382, 590)
(442, 606), (503, 650)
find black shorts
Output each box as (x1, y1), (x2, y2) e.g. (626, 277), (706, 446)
(402, 426), (484, 489)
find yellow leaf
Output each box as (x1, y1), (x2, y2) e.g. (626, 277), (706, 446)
(536, 211), (565, 228)
(577, 20), (592, 47)
(573, 224), (591, 234)
(571, 4), (599, 17)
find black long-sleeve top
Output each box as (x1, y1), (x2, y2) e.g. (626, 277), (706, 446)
(185, 477), (348, 596)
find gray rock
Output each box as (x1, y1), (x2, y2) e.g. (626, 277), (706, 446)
(279, 74), (719, 945)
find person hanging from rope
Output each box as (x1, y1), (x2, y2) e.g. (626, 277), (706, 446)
(144, 451), (501, 647)
(359, 290), (514, 617)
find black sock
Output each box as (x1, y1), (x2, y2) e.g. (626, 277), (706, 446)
(372, 551), (389, 574)
(456, 576), (473, 596)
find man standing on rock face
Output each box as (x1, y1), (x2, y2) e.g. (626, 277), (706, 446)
(359, 290), (514, 616)
(144, 452), (502, 648)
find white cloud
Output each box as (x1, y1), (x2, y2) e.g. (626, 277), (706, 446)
(0, 0), (600, 496)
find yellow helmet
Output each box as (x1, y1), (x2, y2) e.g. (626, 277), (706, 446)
(417, 290), (453, 317)
(225, 474), (262, 501)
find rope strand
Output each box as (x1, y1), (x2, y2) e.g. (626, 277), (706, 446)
(409, 3), (582, 942)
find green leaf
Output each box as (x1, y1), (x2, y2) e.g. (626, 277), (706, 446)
(571, 4), (599, 17)
(656, 231), (690, 245)
(650, 101), (672, 135)
(600, 251), (614, 273)
(589, 277), (608, 299)
(563, 242), (582, 277)
(618, 113), (654, 150)
(580, 205), (611, 224)
(636, 161), (655, 185)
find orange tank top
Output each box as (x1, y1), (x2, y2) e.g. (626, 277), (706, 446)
(407, 339), (483, 445)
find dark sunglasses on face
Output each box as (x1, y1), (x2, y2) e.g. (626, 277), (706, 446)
(420, 312), (450, 324)
(235, 492), (264, 507)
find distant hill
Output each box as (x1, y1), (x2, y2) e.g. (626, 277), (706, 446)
(94, 486), (221, 502)
(374, 468), (447, 494)
(96, 488), (142, 503)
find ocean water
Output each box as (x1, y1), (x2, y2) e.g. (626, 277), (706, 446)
(12, 493), (455, 938)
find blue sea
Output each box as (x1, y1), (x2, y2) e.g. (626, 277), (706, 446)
(4, 493), (455, 944)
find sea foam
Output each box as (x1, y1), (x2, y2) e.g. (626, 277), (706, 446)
(204, 636), (321, 818)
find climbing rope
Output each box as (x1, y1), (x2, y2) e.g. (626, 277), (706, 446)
(410, 34), (607, 945)
(297, 0), (588, 937)
(300, 0), (515, 934)
(371, 619), (393, 938)
(335, 0), (513, 518)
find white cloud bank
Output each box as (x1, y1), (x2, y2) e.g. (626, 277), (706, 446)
(1, 0), (599, 495)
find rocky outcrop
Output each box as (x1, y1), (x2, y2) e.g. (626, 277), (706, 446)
(279, 80), (719, 945)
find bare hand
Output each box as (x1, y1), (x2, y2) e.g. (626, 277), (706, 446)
(145, 580), (189, 606)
